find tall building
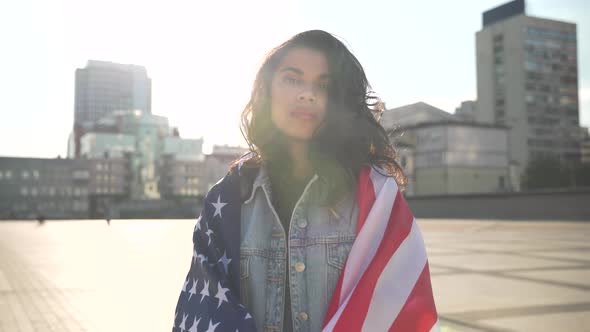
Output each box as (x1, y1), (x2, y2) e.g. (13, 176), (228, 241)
(476, 0), (580, 176)
(71, 60), (152, 157)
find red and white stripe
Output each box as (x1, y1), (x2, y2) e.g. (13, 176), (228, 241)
(322, 167), (439, 332)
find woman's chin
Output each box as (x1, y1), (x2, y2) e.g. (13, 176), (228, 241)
(283, 132), (315, 143)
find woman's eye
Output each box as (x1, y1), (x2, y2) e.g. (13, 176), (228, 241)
(283, 76), (300, 86)
(317, 82), (329, 91)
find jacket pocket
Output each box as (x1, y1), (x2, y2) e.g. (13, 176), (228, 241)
(326, 241), (354, 299)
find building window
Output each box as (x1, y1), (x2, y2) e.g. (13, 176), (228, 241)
(31, 187), (38, 196)
(5, 170), (11, 179)
(493, 34), (503, 43)
(33, 170), (39, 179)
(525, 61), (540, 71)
(20, 187), (28, 196)
(22, 170), (29, 179)
(525, 94), (535, 103)
(560, 96), (575, 106)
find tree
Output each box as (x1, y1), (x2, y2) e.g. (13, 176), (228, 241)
(522, 156), (569, 190)
(522, 155), (590, 189)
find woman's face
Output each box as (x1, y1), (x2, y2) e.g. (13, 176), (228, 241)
(270, 47), (330, 143)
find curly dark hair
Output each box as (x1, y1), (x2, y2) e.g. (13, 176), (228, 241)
(235, 30), (406, 204)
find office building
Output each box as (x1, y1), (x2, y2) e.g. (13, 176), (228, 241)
(71, 60), (152, 157)
(0, 157), (129, 219)
(476, 0), (580, 176)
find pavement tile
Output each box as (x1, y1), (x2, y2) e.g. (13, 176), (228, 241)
(503, 268), (590, 288)
(432, 273), (590, 314)
(431, 252), (582, 272)
(479, 310), (590, 332)
(1, 219), (589, 332)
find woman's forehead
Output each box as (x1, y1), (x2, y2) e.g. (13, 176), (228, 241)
(276, 47), (330, 77)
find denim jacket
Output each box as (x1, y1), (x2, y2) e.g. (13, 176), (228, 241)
(239, 166), (359, 332)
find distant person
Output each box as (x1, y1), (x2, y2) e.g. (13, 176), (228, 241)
(104, 203), (111, 225)
(172, 30), (439, 332)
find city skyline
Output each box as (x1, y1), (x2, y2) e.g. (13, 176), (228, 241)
(1, 0), (588, 158)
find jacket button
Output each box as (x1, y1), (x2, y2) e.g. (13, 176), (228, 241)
(294, 262), (306, 272)
(297, 219), (308, 228)
(298, 312), (309, 321)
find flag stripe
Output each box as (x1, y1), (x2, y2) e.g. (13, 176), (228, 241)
(322, 170), (397, 331)
(322, 167), (438, 332)
(341, 169), (397, 301)
(355, 167), (376, 233)
(323, 170), (372, 330)
(388, 262), (438, 332)
(329, 189), (414, 331)
(361, 218), (427, 331)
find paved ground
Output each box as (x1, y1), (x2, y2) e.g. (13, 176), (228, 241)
(0, 219), (588, 332)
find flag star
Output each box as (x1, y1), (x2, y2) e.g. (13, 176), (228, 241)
(188, 278), (198, 301)
(218, 251), (232, 274)
(205, 319), (220, 332)
(199, 280), (210, 303)
(197, 254), (208, 265)
(188, 317), (201, 332)
(211, 195), (227, 218)
(245, 312), (252, 320)
(179, 314), (189, 331)
(182, 278), (189, 292)
(192, 248), (198, 264)
(205, 229), (214, 246)
(214, 282), (229, 308)
(194, 216), (202, 232)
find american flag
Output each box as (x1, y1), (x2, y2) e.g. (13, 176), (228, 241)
(322, 167), (439, 332)
(172, 168), (256, 332)
(173, 165), (439, 332)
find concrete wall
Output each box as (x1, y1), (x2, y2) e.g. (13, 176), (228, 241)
(446, 167), (508, 193)
(413, 167), (508, 195)
(406, 189), (590, 221)
(414, 168), (445, 195)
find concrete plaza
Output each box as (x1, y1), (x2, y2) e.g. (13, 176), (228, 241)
(0, 219), (588, 332)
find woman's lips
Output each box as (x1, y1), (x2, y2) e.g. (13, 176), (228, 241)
(290, 108), (316, 120)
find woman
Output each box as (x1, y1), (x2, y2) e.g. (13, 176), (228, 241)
(173, 30), (438, 332)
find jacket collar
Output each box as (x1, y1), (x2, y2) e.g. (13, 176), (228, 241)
(244, 165), (320, 204)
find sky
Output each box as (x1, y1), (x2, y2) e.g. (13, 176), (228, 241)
(0, 0), (588, 158)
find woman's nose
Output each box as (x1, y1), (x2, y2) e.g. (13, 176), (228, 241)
(298, 89), (316, 103)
